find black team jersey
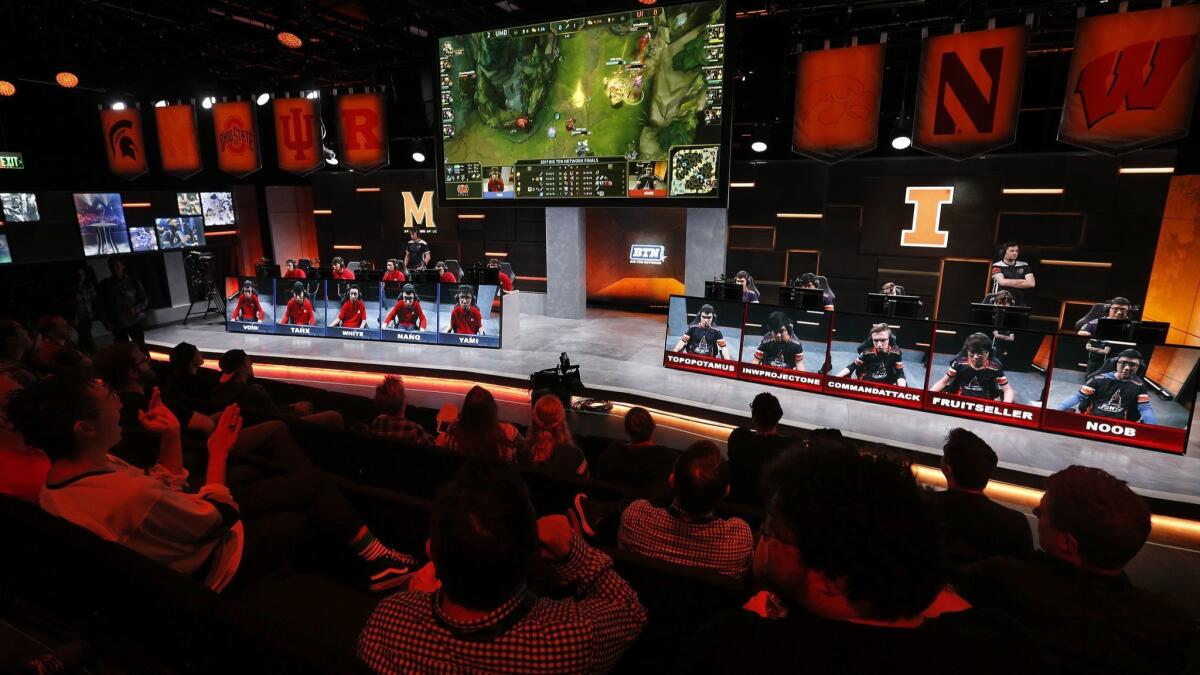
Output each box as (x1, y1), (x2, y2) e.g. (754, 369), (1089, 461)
(944, 357), (1008, 400)
(681, 325), (726, 358)
(755, 336), (804, 369)
(1080, 376), (1150, 422)
(852, 347), (905, 385)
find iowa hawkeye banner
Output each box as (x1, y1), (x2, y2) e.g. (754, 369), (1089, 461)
(155, 104), (203, 179)
(1059, 5), (1200, 154)
(99, 107), (149, 180)
(791, 44), (884, 163)
(212, 101), (261, 178)
(274, 97), (323, 176)
(337, 92), (389, 173)
(914, 26), (1027, 160)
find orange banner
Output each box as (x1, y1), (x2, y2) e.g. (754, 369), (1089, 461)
(212, 100), (261, 178)
(99, 107), (148, 180)
(337, 92), (389, 173)
(914, 26), (1026, 160)
(791, 44), (884, 163)
(273, 97), (323, 176)
(1059, 5), (1200, 154)
(154, 104), (202, 179)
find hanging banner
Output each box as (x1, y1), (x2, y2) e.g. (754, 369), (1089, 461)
(212, 100), (261, 178)
(273, 97), (323, 176)
(99, 107), (148, 180)
(913, 26), (1027, 160)
(791, 44), (884, 163)
(154, 104), (203, 179)
(337, 92), (389, 173)
(1059, 5), (1200, 154)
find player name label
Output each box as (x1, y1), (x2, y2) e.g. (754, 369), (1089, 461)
(1041, 409), (1185, 453)
(925, 392), (1040, 428)
(824, 376), (922, 408)
(740, 364), (822, 391)
(664, 352), (737, 375)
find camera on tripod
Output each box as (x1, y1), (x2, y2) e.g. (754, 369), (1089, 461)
(183, 251), (224, 325)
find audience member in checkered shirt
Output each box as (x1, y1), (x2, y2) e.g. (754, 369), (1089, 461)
(616, 440), (752, 579)
(368, 375), (432, 445)
(358, 461), (647, 674)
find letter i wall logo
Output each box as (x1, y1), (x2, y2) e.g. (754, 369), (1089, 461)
(900, 187), (954, 248)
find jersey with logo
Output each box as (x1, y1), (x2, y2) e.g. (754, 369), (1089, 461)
(385, 300), (427, 329)
(449, 305), (483, 334)
(337, 299), (367, 328)
(853, 347), (904, 385)
(283, 298), (314, 325)
(681, 325), (726, 358)
(755, 335), (804, 369)
(944, 357), (1007, 400)
(1079, 374), (1150, 422)
(233, 292), (262, 321)
(991, 260), (1032, 305)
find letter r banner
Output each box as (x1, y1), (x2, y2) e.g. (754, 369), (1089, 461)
(337, 92), (389, 173)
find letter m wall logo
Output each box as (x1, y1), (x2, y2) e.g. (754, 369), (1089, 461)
(1059, 5), (1200, 154)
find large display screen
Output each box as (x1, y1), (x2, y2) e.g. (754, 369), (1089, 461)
(0, 193), (39, 222)
(226, 278), (502, 349)
(74, 193), (130, 257)
(155, 217), (206, 249)
(436, 0), (729, 206)
(663, 295), (1200, 454)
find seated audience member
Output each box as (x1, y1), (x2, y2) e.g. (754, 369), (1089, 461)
(735, 270), (759, 303)
(516, 394), (587, 477)
(11, 377), (421, 592)
(382, 259), (406, 282)
(726, 392), (795, 502)
(358, 461), (646, 673)
(959, 466), (1194, 674)
(437, 385), (521, 460)
(1077, 297), (1131, 337)
(0, 318), (37, 387)
(935, 428), (1033, 568)
(282, 258), (306, 279)
(164, 341), (212, 401)
(618, 440), (752, 579)
(31, 315), (90, 377)
(0, 374), (49, 501)
(330, 256), (355, 280)
(210, 349), (344, 429)
(369, 375), (431, 445)
(680, 448), (1048, 674)
(594, 406), (678, 488)
(95, 343), (216, 437)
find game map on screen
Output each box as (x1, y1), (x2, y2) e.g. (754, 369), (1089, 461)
(438, 0), (726, 203)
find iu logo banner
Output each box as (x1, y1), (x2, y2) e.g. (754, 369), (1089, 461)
(273, 97), (323, 176)
(914, 26), (1027, 160)
(337, 92), (389, 173)
(791, 44), (884, 162)
(154, 104), (203, 179)
(99, 107), (148, 180)
(1059, 5), (1200, 154)
(212, 101), (261, 178)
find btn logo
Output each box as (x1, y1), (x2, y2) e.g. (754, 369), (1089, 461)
(900, 186), (954, 248)
(629, 244), (666, 265)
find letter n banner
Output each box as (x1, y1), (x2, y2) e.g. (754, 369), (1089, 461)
(1058, 5), (1200, 154)
(273, 97), (324, 176)
(337, 92), (389, 173)
(99, 107), (149, 180)
(913, 26), (1026, 160)
(154, 104), (203, 179)
(212, 101), (261, 178)
(791, 44), (884, 162)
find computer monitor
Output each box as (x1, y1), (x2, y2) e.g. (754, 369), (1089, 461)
(1096, 317), (1133, 339)
(1134, 321), (1170, 344)
(462, 266), (500, 286)
(868, 293), (922, 318)
(778, 286), (825, 310)
(408, 269), (441, 284)
(255, 264), (281, 278)
(705, 279), (742, 302)
(969, 303), (1030, 328)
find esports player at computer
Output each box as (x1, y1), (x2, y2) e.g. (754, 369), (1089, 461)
(383, 259), (406, 282)
(834, 322), (906, 386)
(752, 311), (804, 370)
(735, 270), (760, 303)
(329, 285), (367, 328)
(990, 241), (1035, 305)
(486, 168), (505, 193)
(929, 333), (1015, 403)
(672, 303), (731, 359)
(1055, 348), (1156, 424)
(795, 272), (835, 310)
(447, 285), (483, 335)
(880, 281), (904, 296)
(330, 256), (355, 280)
(281, 281), (316, 326)
(384, 283), (428, 331)
(283, 258), (307, 279)
(404, 229), (431, 270)
(232, 279), (264, 322)
(436, 261), (458, 283)
(487, 259), (514, 293)
(1077, 297), (1132, 337)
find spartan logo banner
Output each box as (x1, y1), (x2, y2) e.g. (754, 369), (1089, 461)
(100, 107), (148, 180)
(791, 44), (884, 163)
(154, 104), (203, 179)
(273, 97), (323, 176)
(337, 92), (389, 173)
(212, 101), (261, 178)
(913, 26), (1027, 160)
(1059, 5), (1200, 154)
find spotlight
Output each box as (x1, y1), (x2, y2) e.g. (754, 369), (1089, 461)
(412, 151), (426, 163)
(0, 81), (15, 97)
(256, 92), (270, 106)
(891, 134), (912, 150)
(277, 31), (303, 49)
(323, 145), (338, 165)
(154, 99), (168, 108)
(305, 90), (319, 99)
(55, 71), (79, 88)
(750, 140), (767, 153)
(201, 96), (214, 109)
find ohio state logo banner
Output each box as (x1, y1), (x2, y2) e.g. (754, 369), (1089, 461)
(154, 104), (203, 179)
(914, 26), (1027, 160)
(791, 44), (884, 163)
(1059, 5), (1200, 154)
(337, 92), (389, 173)
(273, 97), (323, 176)
(212, 101), (261, 178)
(100, 107), (148, 180)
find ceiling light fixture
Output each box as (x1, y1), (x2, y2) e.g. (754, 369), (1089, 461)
(0, 81), (15, 97)
(111, 101), (126, 111)
(277, 31), (303, 49)
(55, 72), (79, 88)
(305, 90), (319, 99)
(154, 99), (168, 108)
(256, 93), (270, 106)
(201, 96), (214, 109)
(750, 140), (767, 153)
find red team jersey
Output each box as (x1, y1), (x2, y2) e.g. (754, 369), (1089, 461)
(233, 293), (263, 321)
(331, 268), (355, 280)
(385, 300), (427, 329)
(282, 268), (306, 279)
(498, 271), (513, 292)
(449, 305), (483, 334)
(440, 271), (458, 283)
(337, 299), (367, 327)
(382, 270), (406, 282)
(283, 298), (315, 325)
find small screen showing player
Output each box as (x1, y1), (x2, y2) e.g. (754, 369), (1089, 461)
(327, 281), (382, 340)
(738, 304), (830, 392)
(275, 279), (327, 338)
(226, 277), (276, 334)
(663, 296), (743, 377)
(435, 283), (502, 348)
(381, 281), (440, 344)
(825, 313), (931, 409)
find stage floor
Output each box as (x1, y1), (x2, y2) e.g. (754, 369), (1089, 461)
(146, 308), (1200, 505)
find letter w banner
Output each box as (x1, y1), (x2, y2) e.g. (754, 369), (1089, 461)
(337, 92), (389, 173)
(913, 26), (1027, 160)
(791, 44), (884, 162)
(212, 101), (261, 178)
(1058, 5), (1200, 154)
(154, 104), (203, 179)
(99, 106), (148, 180)
(273, 97), (323, 176)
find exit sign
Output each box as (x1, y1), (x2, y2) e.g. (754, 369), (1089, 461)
(0, 152), (24, 170)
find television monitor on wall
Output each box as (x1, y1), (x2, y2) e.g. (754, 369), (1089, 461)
(435, 0), (730, 207)
(177, 192), (202, 216)
(0, 233), (11, 264)
(74, 193), (131, 256)
(128, 226), (159, 252)
(0, 193), (39, 222)
(201, 192), (235, 225)
(155, 217), (206, 249)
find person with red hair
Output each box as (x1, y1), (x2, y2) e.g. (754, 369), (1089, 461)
(516, 395), (586, 477)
